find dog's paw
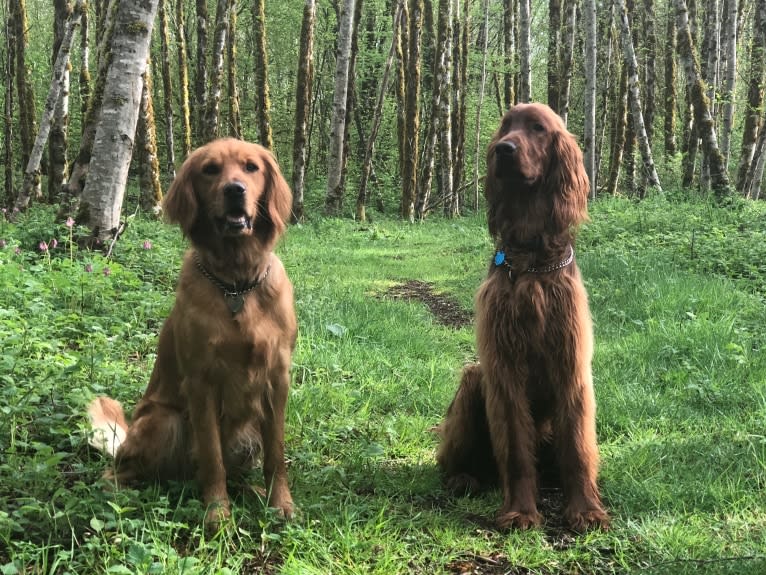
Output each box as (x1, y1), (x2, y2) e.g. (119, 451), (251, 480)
(203, 500), (232, 534)
(269, 496), (295, 520)
(564, 507), (610, 532)
(496, 508), (543, 530)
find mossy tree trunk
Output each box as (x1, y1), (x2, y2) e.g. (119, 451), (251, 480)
(518, 0), (531, 102)
(226, 0), (242, 139)
(617, 0), (662, 192)
(719, 0), (738, 169)
(158, 0), (176, 177)
(194, 0), (209, 144)
(736, 0), (765, 195)
(641, 0), (656, 143)
(324, 0), (356, 216)
(136, 66), (162, 214)
(547, 0), (561, 112)
(203, 0), (230, 141)
(400, 0), (422, 221)
(675, 0), (731, 198)
(583, 0), (597, 198)
(291, 0), (316, 223)
(11, 0), (37, 171)
(176, 0), (192, 157)
(663, 8), (677, 156)
(503, 0), (515, 109)
(48, 0), (71, 203)
(436, 0), (455, 217)
(558, 0), (576, 124)
(252, 0), (273, 149)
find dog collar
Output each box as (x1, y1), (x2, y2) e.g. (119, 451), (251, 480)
(194, 253), (272, 315)
(494, 244), (574, 280)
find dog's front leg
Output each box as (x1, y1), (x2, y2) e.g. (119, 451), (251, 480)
(261, 366), (293, 518)
(186, 379), (230, 530)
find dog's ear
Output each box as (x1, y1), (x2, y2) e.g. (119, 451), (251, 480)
(548, 130), (589, 230)
(256, 149), (293, 246)
(163, 150), (200, 235)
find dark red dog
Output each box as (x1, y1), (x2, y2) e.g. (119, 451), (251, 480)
(437, 103), (609, 531)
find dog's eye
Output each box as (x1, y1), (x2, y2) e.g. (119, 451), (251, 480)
(532, 122), (545, 133)
(202, 163), (221, 175)
(245, 161), (259, 173)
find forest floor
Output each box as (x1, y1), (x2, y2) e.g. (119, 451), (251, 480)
(1, 192), (766, 574)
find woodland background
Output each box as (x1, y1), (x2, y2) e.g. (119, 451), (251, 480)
(1, 0), (765, 241)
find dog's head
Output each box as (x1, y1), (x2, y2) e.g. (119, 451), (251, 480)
(164, 138), (292, 250)
(486, 103), (589, 240)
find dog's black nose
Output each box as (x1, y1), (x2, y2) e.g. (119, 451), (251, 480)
(495, 141), (517, 157)
(223, 181), (246, 200)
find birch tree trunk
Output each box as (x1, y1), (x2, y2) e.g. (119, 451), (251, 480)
(451, 0), (468, 205)
(338, 0), (363, 198)
(736, 0), (765, 194)
(518, 0), (531, 102)
(616, 0), (662, 192)
(226, 2), (242, 139)
(291, 0), (316, 223)
(395, 1), (409, 183)
(176, 0), (192, 156)
(324, 0), (356, 215)
(194, 0), (209, 144)
(49, 0), (71, 202)
(503, 0), (515, 109)
(744, 121), (766, 199)
(158, 0), (176, 177)
(558, 0), (576, 124)
(663, 8), (677, 156)
(57, 0), (117, 221)
(719, 0), (738, 168)
(583, 0), (597, 198)
(437, 0), (455, 216)
(675, 0), (732, 198)
(203, 0), (230, 141)
(400, 0), (422, 221)
(253, 0), (273, 149)
(78, 4), (90, 130)
(472, 0), (490, 209)
(79, 0), (160, 243)
(548, 0), (561, 112)
(15, 1), (84, 212)
(642, 0), (656, 143)
(358, 0), (402, 222)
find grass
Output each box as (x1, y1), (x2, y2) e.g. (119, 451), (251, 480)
(1, 192), (765, 574)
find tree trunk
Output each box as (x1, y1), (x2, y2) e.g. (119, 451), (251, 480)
(358, 0), (402, 222)
(663, 8), (677, 156)
(11, 0), (37, 170)
(744, 120), (766, 199)
(338, 0), (363, 199)
(675, 0), (732, 198)
(136, 66), (162, 213)
(400, 0), (423, 221)
(4, 11), (16, 205)
(606, 65), (628, 196)
(176, 0), (192, 157)
(451, 0), (468, 206)
(324, 0), (356, 215)
(57, 0), (117, 221)
(291, 0), (317, 223)
(78, 3), (90, 133)
(558, 0), (576, 125)
(518, 0), (531, 102)
(547, 0), (561, 112)
(503, 0), (515, 109)
(203, 0), (230, 141)
(472, 0), (490, 209)
(253, 0), (273, 149)
(226, 0), (242, 139)
(583, 0), (597, 198)
(194, 0), (209, 144)
(736, 0), (765, 194)
(436, 0), (455, 217)
(15, 1), (84, 213)
(158, 0), (176, 177)
(48, 0), (71, 203)
(642, 0), (656, 143)
(616, 0), (662, 192)
(395, 1), (409, 184)
(719, 0), (738, 168)
(78, 0), (160, 244)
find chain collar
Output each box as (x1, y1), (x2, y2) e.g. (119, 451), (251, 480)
(194, 253), (271, 314)
(494, 244), (574, 280)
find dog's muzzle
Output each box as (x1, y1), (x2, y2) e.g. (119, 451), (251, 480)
(222, 181), (253, 233)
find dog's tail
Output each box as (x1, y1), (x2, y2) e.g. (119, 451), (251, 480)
(87, 397), (128, 457)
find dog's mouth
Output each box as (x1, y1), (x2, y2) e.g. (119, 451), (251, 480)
(218, 208), (254, 235)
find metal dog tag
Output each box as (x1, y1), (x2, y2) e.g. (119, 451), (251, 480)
(225, 294), (245, 314)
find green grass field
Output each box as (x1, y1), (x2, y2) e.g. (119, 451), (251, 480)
(1, 193), (765, 574)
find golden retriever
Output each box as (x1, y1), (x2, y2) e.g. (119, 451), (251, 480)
(88, 138), (295, 530)
(437, 103), (609, 531)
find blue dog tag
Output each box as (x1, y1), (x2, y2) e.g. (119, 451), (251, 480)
(494, 250), (506, 266)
